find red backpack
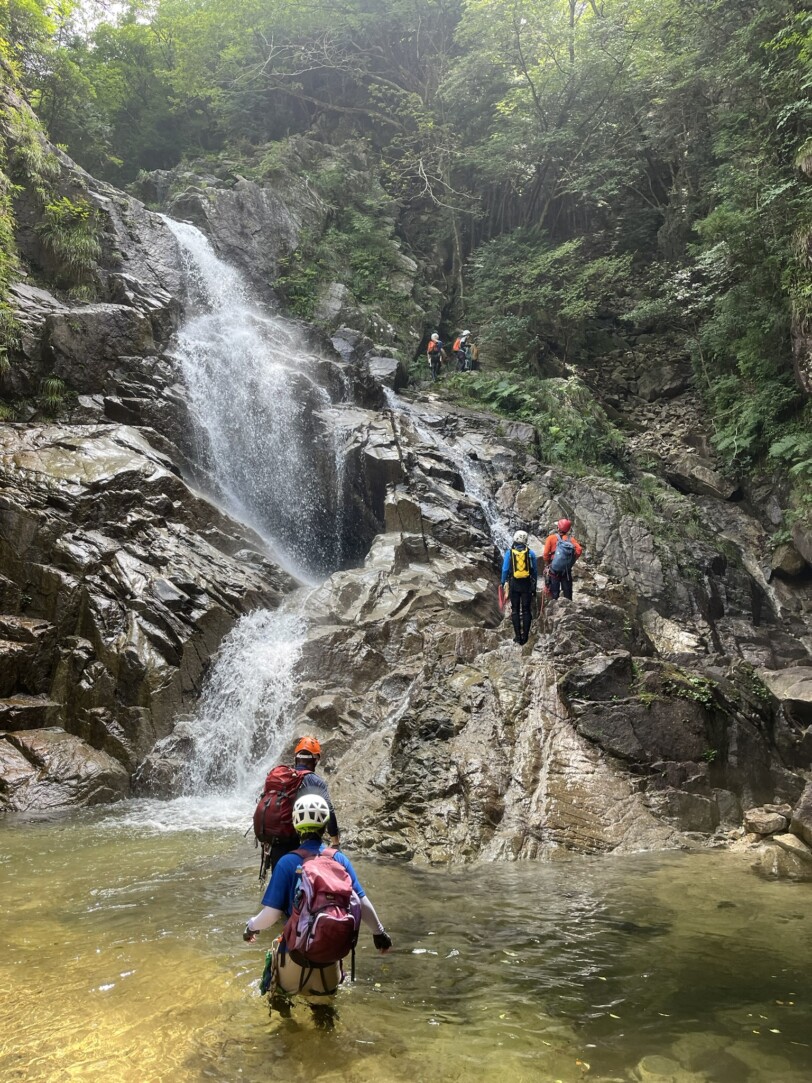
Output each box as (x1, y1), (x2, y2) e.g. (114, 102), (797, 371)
(283, 848), (362, 966)
(253, 765), (308, 843)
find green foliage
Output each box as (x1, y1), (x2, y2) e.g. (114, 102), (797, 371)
(3, 0), (808, 495)
(443, 371), (626, 474)
(769, 406), (812, 480)
(36, 195), (100, 292)
(274, 150), (421, 338)
(5, 101), (60, 191)
(37, 373), (68, 415)
(468, 231), (632, 366)
(663, 672), (717, 712)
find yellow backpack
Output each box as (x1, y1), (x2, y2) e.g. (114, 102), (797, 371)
(510, 547), (530, 579)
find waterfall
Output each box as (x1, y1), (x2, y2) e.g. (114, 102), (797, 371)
(164, 217), (337, 583)
(182, 609), (304, 794)
(122, 219), (346, 823)
(384, 389), (512, 550)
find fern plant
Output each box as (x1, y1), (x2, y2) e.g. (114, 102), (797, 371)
(38, 375), (68, 416)
(36, 196), (101, 293)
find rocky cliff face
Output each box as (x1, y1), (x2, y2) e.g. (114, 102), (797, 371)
(268, 399), (812, 861)
(1, 95), (810, 859)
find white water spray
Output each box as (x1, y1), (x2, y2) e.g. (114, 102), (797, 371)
(384, 389), (512, 549)
(165, 218), (337, 581)
(183, 609), (304, 794)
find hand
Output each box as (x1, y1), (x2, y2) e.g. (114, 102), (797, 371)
(243, 923), (257, 943)
(373, 930), (393, 953)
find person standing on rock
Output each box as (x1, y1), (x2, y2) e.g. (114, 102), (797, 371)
(451, 330), (471, 371)
(542, 518), (583, 601)
(253, 735), (340, 881)
(243, 793), (393, 1029)
(501, 529), (538, 645)
(427, 332), (444, 382)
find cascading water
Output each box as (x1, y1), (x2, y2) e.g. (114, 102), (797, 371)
(183, 609), (303, 794)
(119, 219), (349, 826)
(164, 217), (339, 583)
(383, 388), (513, 550)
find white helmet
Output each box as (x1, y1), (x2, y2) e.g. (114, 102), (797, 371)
(292, 793), (330, 833)
(431, 332), (440, 342)
(462, 330), (471, 337)
(513, 530), (528, 544)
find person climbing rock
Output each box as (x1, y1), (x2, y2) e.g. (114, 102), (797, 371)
(451, 330), (471, 371)
(427, 332), (444, 382)
(253, 735), (340, 881)
(541, 518), (583, 601)
(501, 529), (538, 645)
(243, 793), (393, 1028)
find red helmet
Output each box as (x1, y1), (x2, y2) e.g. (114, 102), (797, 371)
(294, 735), (321, 758)
(557, 518), (572, 533)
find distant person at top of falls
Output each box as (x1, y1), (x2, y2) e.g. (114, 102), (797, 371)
(253, 735), (340, 882)
(243, 793), (393, 1029)
(452, 330), (471, 371)
(427, 332), (444, 382)
(541, 518), (583, 602)
(501, 530), (538, 645)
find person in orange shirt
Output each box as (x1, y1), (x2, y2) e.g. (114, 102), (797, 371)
(541, 518), (583, 601)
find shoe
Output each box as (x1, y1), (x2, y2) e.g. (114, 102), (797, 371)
(269, 992), (292, 1018)
(310, 1004), (337, 1031)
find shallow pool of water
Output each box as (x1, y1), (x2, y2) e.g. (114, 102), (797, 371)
(1, 804), (810, 1082)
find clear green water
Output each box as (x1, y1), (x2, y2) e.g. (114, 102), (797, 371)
(1, 805), (810, 1083)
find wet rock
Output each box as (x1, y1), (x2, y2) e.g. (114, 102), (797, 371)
(636, 360), (692, 402)
(0, 728), (130, 810)
(771, 831), (812, 865)
(167, 175), (326, 301)
(751, 839), (812, 882)
(640, 610), (707, 660)
(665, 454), (740, 500)
(771, 542), (808, 577)
(0, 423), (293, 808)
(761, 667), (812, 722)
(743, 807), (789, 835)
(791, 518), (812, 565)
(790, 781), (812, 848)
(647, 790), (720, 833)
(560, 652), (632, 702)
(367, 355), (408, 392)
(635, 1052), (704, 1082)
(0, 695), (61, 730)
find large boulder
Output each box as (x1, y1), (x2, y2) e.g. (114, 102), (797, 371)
(790, 781), (812, 848)
(0, 728), (130, 810)
(0, 423), (294, 808)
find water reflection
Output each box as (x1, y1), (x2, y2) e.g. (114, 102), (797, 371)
(1, 809), (810, 1082)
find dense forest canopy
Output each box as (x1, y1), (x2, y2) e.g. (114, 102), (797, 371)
(1, 0), (810, 493)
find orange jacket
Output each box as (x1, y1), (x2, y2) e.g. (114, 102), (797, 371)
(542, 531), (583, 566)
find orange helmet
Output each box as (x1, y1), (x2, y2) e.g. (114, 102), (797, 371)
(294, 735), (321, 758)
(557, 518), (572, 533)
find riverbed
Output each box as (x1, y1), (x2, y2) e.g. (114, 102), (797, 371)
(1, 802), (810, 1082)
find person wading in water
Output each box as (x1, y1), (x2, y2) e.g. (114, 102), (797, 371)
(243, 793), (392, 1028)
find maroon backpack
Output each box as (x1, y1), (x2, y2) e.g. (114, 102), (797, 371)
(283, 848), (361, 966)
(253, 765), (308, 843)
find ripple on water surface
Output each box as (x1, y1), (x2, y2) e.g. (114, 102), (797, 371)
(1, 808), (810, 1082)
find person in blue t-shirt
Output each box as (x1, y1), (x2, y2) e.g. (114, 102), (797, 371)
(501, 529), (538, 645)
(257, 735), (341, 881)
(243, 793), (392, 1026)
